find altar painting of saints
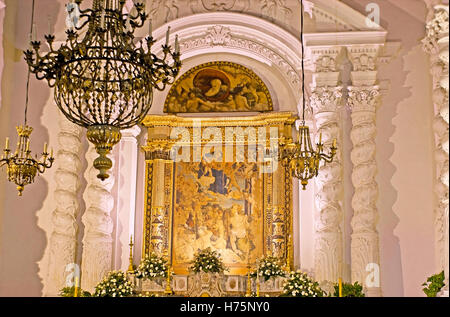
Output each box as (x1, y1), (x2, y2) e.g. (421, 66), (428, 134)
(172, 161), (264, 273)
(164, 61), (273, 113)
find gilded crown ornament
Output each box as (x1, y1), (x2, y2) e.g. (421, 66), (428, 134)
(1, 0), (55, 196)
(280, 0), (337, 189)
(24, 0), (182, 180)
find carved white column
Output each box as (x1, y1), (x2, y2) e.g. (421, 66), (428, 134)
(44, 113), (83, 296)
(81, 145), (115, 292)
(347, 45), (383, 297)
(422, 3), (449, 296)
(309, 47), (344, 286)
(115, 126), (141, 271)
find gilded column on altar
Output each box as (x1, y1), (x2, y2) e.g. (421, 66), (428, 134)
(143, 130), (174, 258)
(347, 45), (383, 297)
(309, 46), (344, 286)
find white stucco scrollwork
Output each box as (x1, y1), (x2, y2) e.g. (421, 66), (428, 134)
(348, 83), (382, 297)
(309, 47), (344, 288)
(44, 112), (83, 296)
(80, 145), (115, 292)
(311, 85), (343, 285)
(422, 2), (449, 296)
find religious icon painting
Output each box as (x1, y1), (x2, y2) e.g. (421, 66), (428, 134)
(163, 61), (274, 113)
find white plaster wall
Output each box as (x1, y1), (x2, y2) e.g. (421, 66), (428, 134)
(342, 0), (437, 297)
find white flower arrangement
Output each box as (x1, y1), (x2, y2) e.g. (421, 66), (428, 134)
(251, 256), (286, 282)
(190, 248), (227, 274)
(135, 252), (168, 280)
(93, 271), (134, 297)
(281, 270), (324, 297)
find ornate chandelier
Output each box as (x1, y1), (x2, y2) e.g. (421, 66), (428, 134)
(281, 0), (337, 190)
(24, 0), (182, 180)
(0, 0), (54, 196)
(1, 126), (54, 196)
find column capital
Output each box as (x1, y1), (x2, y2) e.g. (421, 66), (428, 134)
(310, 86), (343, 115)
(347, 85), (381, 113)
(122, 126), (142, 139)
(346, 45), (382, 72)
(308, 46), (344, 73)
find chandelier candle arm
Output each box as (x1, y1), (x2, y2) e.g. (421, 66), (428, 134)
(24, 0), (182, 180)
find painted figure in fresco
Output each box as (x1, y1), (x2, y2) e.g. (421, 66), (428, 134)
(164, 62), (273, 113)
(227, 205), (248, 258)
(173, 161), (263, 266)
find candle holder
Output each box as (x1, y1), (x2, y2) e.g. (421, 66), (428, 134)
(0, 125), (54, 196)
(127, 235), (135, 273)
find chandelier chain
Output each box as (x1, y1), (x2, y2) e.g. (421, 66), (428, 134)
(24, 0), (36, 126)
(300, 0), (306, 124)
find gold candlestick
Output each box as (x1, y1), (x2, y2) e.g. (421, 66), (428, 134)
(74, 276), (79, 297)
(256, 280), (260, 297)
(164, 266), (173, 295)
(245, 265), (252, 297)
(127, 235), (135, 273)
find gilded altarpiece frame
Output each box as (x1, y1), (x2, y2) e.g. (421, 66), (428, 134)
(142, 113), (296, 275)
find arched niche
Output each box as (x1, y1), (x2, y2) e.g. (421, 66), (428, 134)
(146, 12), (304, 115)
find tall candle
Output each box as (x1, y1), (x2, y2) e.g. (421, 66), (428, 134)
(333, 138), (337, 148)
(5, 137), (9, 150)
(319, 132), (322, 144)
(149, 19), (152, 35)
(48, 16), (52, 34)
(100, 9), (105, 28)
(32, 23), (37, 41)
(166, 26), (171, 46)
(338, 278), (343, 297)
(44, 142), (48, 154)
(175, 35), (179, 53)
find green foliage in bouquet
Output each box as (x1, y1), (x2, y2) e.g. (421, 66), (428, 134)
(251, 256), (286, 281)
(93, 271), (135, 297)
(332, 281), (365, 297)
(422, 271), (445, 297)
(281, 270), (324, 297)
(190, 247), (227, 274)
(136, 252), (168, 279)
(59, 286), (91, 297)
